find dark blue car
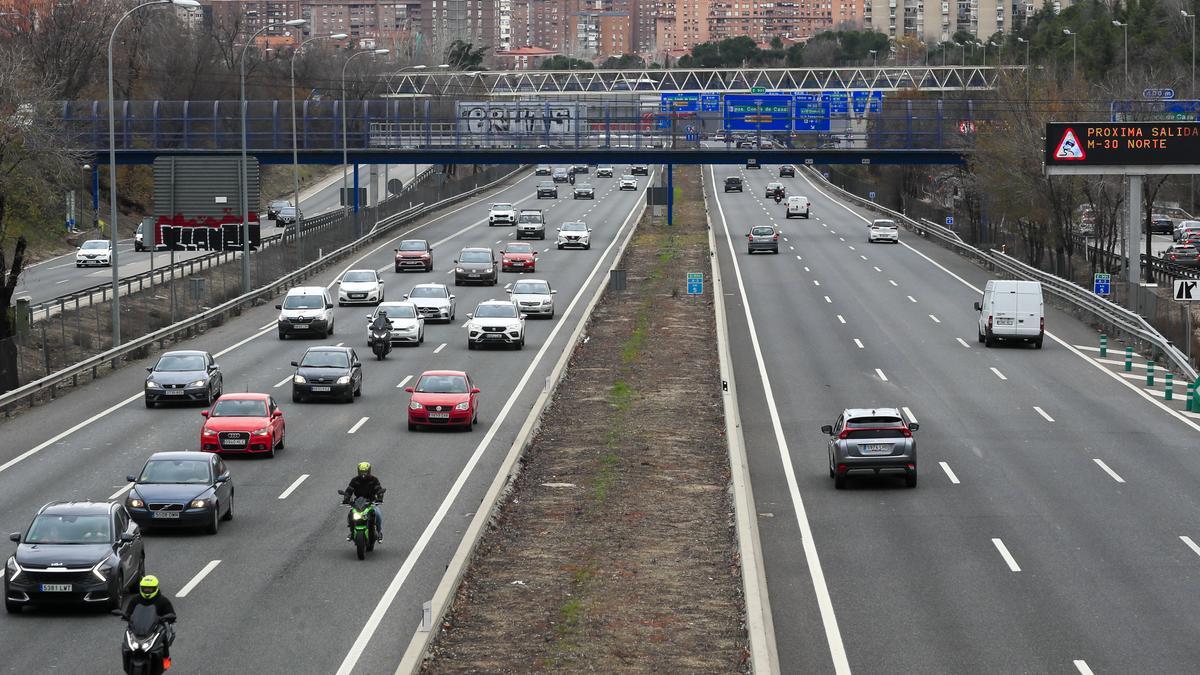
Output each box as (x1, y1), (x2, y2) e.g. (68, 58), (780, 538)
(125, 452), (233, 535)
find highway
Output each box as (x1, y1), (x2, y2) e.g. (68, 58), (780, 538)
(16, 164), (428, 308)
(0, 165), (647, 673)
(710, 165), (1200, 673)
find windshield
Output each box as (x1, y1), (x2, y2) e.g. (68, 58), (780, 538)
(416, 374), (468, 393)
(25, 514), (110, 545)
(282, 294), (324, 310)
(553, 169), (567, 175)
(726, 177), (740, 183)
(562, 222), (586, 231)
(408, 286), (446, 299)
(512, 281), (550, 294)
(210, 399), (268, 417)
(398, 240), (427, 251)
(139, 459), (211, 484)
(154, 354), (206, 372)
(342, 271), (376, 283)
(492, 203), (513, 210)
(475, 303), (518, 318)
(459, 250), (491, 263)
(270, 200), (291, 207)
(506, 244), (533, 254)
(519, 213), (542, 223)
(576, 184), (592, 189)
(538, 182), (555, 188)
(129, 603), (162, 637)
(300, 351), (349, 368)
(81, 241), (108, 250)
(621, 175), (634, 180)
(751, 227), (774, 236)
(378, 305), (417, 319)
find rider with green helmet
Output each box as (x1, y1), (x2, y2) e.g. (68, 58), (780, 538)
(121, 575), (177, 659)
(343, 461), (384, 541)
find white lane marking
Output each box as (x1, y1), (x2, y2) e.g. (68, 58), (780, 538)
(214, 325), (275, 358)
(278, 474), (310, 499)
(956, 337), (971, 348)
(813, 279), (820, 286)
(1073, 345), (1102, 353)
(790, 246), (795, 251)
(433, 342), (447, 354)
(902, 406), (917, 424)
(273, 376), (291, 388)
(929, 314), (941, 324)
(177, 560), (222, 598)
(888, 280), (897, 286)
(495, 240), (502, 244)
(824, 296), (832, 303)
(709, 166), (849, 673)
(796, 255), (803, 261)
(0, 389), (141, 474)
(804, 266), (811, 272)
(875, 368), (888, 382)
(260, 321), (275, 330)
(460, 321), (469, 328)
(992, 538), (1021, 572)
(939, 462), (960, 484)
(836, 315), (846, 324)
(907, 295), (917, 303)
(873, 266), (882, 272)
(847, 245), (855, 251)
(348, 417), (369, 434)
(55, 279), (70, 284)
(853, 338), (864, 349)
(1092, 458), (1125, 483)
(446, 270), (453, 274)
(335, 342), (344, 347)
(859, 255), (867, 260)
(109, 482), (134, 500)
(839, 237), (845, 242)
(990, 367), (1007, 380)
(1074, 660), (1095, 675)
(1180, 535), (1200, 559)
(336, 169), (657, 675)
(396, 375), (412, 389)
(1033, 406), (1055, 422)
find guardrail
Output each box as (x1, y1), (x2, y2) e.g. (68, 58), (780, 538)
(0, 166), (526, 414)
(805, 166), (1199, 381)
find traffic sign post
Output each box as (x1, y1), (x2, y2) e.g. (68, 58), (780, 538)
(1094, 273), (1112, 296)
(945, 216), (955, 226)
(686, 272), (703, 296)
(1173, 279), (1196, 361)
(868, 191), (876, 201)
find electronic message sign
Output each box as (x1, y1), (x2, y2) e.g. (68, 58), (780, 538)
(1045, 122), (1200, 166)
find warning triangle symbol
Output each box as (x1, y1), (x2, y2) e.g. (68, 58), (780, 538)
(1054, 128), (1085, 160)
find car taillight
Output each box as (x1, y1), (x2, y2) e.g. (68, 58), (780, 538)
(988, 315), (993, 330)
(1171, 254), (1177, 261)
(838, 429), (850, 440)
(773, 234), (779, 241)
(901, 428), (912, 438)
(1040, 317), (1044, 332)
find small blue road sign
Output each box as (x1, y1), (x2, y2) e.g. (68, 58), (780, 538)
(686, 272), (704, 296)
(868, 191), (876, 200)
(1094, 272), (1112, 296)
(945, 216), (955, 226)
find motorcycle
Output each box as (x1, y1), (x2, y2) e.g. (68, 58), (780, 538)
(370, 324), (392, 360)
(115, 603), (174, 675)
(338, 488), (385, 560)
(773, 192), (783, 204)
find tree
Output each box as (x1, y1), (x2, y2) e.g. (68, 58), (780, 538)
(541, 55), (593, 70)
(0, 235), (28, 393)
(600, 53), (645, 69)
(445, 40), (487, 70)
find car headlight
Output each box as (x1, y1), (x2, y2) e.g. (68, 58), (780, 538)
(189, 499), (208, 509)
(202, 427), (217, 437)
(187, 379), (207, 388)
(455, 401), (470, 410)
(6, 556), (22, 581)
(252, 426), (271, 436)
(336, 375), (351, 385)
(409, 400), (423, 410)
(91, 559), (115, 583)
(127, 497), (144, 508)
(456, 267), (465, 273)
(293, 374), (306, 384)
(541, 299), (552, 305)
(145, 380), (161, 389)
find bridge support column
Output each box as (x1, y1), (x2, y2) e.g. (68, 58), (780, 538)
(1127, 174), (1142, 287)
(369, 162), (379, 228)
(353, 163), (361, 238)
(667, 163), (674, 227)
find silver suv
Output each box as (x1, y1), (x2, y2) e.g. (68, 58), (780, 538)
(821, 408), (918, 489)
(746, 225), (779, 254)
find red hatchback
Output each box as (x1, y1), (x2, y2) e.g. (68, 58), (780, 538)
(500, 242), (538, 273)
(406, 370), (480, 431)
(200, 393), (286, 457)
(394, 239), (433, 272)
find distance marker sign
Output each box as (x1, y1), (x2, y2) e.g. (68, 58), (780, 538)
(1045, 122), (1200, 166)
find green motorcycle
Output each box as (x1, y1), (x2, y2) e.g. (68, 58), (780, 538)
(337, 488), (384, 560)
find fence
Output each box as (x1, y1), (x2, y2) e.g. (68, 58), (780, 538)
(3, 164), (518, 398)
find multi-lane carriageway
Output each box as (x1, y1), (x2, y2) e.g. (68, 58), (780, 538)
(3, 158), (1200, 674)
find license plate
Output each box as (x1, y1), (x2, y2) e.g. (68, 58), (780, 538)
(861, 444), (892, 455)
(292, 323), (307, 328)
(152, 511), (180, 519)
(165, 390), (184, 395)
(469, 274), (480, 278)
(311, 386), (331, 392)
(428, 412), (450, 418)
(995, 318), (1015, 326)
(40, 584), (72, 592)
(222, 438), (246, 446)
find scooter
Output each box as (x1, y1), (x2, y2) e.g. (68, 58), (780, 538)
(774, 192), (783, 204)
(116, 603), (174, 675)
(370, 325), (392, 360)
(338, 488), (385, 560)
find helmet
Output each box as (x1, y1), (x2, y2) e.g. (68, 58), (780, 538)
(357, 461), (371, 474)
(139, 575), (160, 600)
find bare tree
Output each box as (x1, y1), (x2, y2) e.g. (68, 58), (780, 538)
(0, 1), (119, 99)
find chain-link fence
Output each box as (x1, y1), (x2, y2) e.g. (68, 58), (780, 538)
(8, 164), (517, 389)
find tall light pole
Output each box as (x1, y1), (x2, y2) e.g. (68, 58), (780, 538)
(240, 17), (307, 293)
(342, 48), (391, 239)
(1017, 36), (1031, 99)
(1063, 29), (1077, 80)
(291, 32), (348, 253)
(1113, 20), (1129, 89)
(989, 40), (1002, 65)
(869, 49), (877, 67)
(959, 42), (967, 66)
(1184, 10), (1196, 98)
(980, 41), (988, 67)
(107, 0), (199, 348)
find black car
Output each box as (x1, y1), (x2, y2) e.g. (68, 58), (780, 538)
(144, 350), (223, 408)
(291, 346), (362, 403)
(267, 199), (292, 220)
(571, 164), (590, 175)
(724, 177), (743, 193)
(536, 182), (558, 199)
(779, 165), (795, 177)
(1151, 216), (1175, 235)
(125, 452), (233, 534)
(5, 501), (144, 613)
(552, 168), (570, 183)
(455, 247), (499, 286)
(765, 183), (786, 199)
(573, 183), (595, 199)
(630, 165), (649, 176)
(746, 158), (760, 170)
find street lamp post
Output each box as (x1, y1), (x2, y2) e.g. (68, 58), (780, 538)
(869, 49), (877, 67)
(107, 0), (199, 348)
(240, 17), (307, 293)
(959, 42), (967, 66)
(990, 40), (1002, 65)
(291, 32), (348, 257)
(342, 48), (391, 239)
(1063, 29), (1077, 80)
(1017, 37), (1031, 99)
(1184, 10), (1196, 98)
(1113, 20), (1129, 89)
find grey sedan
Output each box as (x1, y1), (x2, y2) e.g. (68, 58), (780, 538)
(745, 225), (779, 254)
(822, 408), (918, 489)
(144, 350), (223, 407)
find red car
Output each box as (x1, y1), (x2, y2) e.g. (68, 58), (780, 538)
(394, 239), (433, 272)
(200, 393), (286, 457)
(406, 370), (480, 431)
(500, 242), (537, 273)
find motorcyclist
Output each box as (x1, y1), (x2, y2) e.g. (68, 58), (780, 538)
(370, 311), (391, 345)
(343, 462), (384, 542)
(121, 575), (176, 666)
(774, 191), (783, 204)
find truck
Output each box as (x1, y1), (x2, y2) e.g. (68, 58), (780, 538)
(516, 209), (545, 240)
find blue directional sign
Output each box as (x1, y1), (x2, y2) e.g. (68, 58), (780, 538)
(851, 91), (885, 114)
(1094, 272), (1112, 296)
(1143, 88), (1176, 100)
(793, 93), (830, 132)
(660, 93), (699, 112)
(945, 216), (955, 226)
(700, 94), (720, 112)
(724, 94), (792, 131)
(686, 272), (704, 296)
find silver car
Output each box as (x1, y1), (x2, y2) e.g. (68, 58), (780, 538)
(404, 283), (456, 323)
(508, 278), (556, 318)
(366, 301), (424, 346)
(822, 408), (918, 489)
(746, 225), (779, 254)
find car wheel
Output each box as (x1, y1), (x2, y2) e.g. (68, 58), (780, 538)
(905, 469), (918, 488)
(107, 573), (126, 611)
(205, 388), (214, 407)
(145, 398), (155, 409)
(468, 340), (476, 350)
(5, 596), (21, 614)
(454, 279), (461, 286)
(833, 473), (846, 490)
(328, 321), (334, 336)
(292, 393), (302, 404)
(277, 431), (284, 449)
(584, 243), (591, 250)
(338, 301), (345, 307)
(408, 421), (417, 431)
(985, 330), (996, 348)
(1034, 337), (1044, 350)
(418, 330), (424, 346)
(977, 328), (985, 344)
(829, 456), (836, 479)
(354, 381), (362, 397)
(557, 244), (564, 250)
(278, 329), (287, 340)
(516, 337), (524, 350)
(223, 492), (234, 521)
(464, 416), (473, 432)
(395, 266), (402, 273)
(266, 440), (276, 459)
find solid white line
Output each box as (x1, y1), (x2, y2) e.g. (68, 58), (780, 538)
(176, 560), (221, 598)
(836, 315), (846, 324)
(1092, 458), (1125, 483)
(939, 462), (960, 484)
(433, 342), (447, 354)
(956, 337), (971, 348)
(1033, 406), (1055, 422)
(1074, 660), (1095, 675)
(708, 166), (849, 673)
(848, 245), (855, 251)
(55, 279), (70, 284)
(907, 295), (917, 303)
(335, 342), (344, 347)
(348, 417), (369, 434)
(1180, 535), (1200, 559)
(929, 314), (941, 324)
(396, 375), (412, 389)
(902, 406), (917, 423)
(1074, 345), (1102, 353)
(824, 296), (832, 303)
(214, 325), (275, 358)
(0, 389), (142, 475)
(109, 482), (134, 500)
(853, 338), (864, 349)
(875, 368), (888, 382)
(278, 474), (310, 499)
(273, 375), (291, 388)
(992, 538), (1021, 572)
(990, 367), (1007, 380)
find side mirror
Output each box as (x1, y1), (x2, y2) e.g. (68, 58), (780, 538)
(453, 259), (458, 263)
(208, 364), (219, 372)
(820, 425), (833, 435)
(908, 422), (920, 432)
(551, 290), (558, 294)
(366, 314), (374, 319)
(973, 301), (982, 312)
(216, 473), (230, 483)
(402, 294), (409, 300)
(145, 367), (154, 372)
(290, 361), (300, 367)
(8, 532), (19, 543)
(506, 289), (513, 294)
(325, 303), (334, 309)
(449, 295), (456, 300)
(466, 313), (473, 319)
(275, 304), (282, 310)
(404, 386), (414, 393)
(336, 489), (346, 496)
(126, 474), (137, 483)
(120, 532), (135, 543)
(272, 410), (283, 418)
(200, 410), (209, 418)
(471, 387), (481, 394)
(745, 233), (751, 238)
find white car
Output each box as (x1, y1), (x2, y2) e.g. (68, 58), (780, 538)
(488, 202), (517, 226)
(556, 221), (591, 250)
(338, 269), (384, 305)
(75, 239), (112, 267)
(366, 301), (424, 346)
(596, 166), (614, 177)
(466, 299), (526, 350)
(785, 196), (811, 219)
(507, 278), (557, 318)
(619, 175), (637, 190)
(404, 283), (456, 322)
(868, 219), (899, 243)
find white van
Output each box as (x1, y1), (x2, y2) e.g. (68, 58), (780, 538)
(785, 196), (810, 219)
(276, 286), (335, 339)
(975, 280), (1044, 349)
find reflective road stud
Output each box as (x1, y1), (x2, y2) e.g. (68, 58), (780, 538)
(1125, 346), (1134, 372)
(1147, 361), (1156, 387)
(1166, 373), (1174, 401)
(1100, 334), (1108, 357)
